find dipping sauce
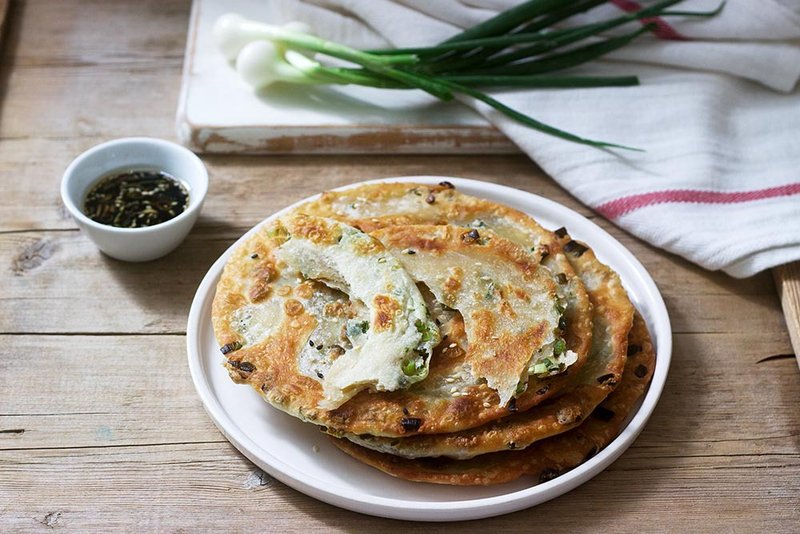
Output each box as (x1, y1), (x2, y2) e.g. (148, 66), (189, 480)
(83, 169), (189, 228)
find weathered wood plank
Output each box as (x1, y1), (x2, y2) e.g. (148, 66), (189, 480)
(0, 335), (222, 449)
(0, 142), (577, 232)
(773, 262), (800, 369)
(2, 333), (797, 462)
(0, 1), (187, 142)
(0, 230), (226, 334)
(0, 441), (797, 531)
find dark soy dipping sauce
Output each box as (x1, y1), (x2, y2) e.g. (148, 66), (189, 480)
(83, 169), (189, 228)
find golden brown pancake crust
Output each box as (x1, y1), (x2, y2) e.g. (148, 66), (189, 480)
(213, 219), (564, 437)
(213, 183), (631, 443)
(301, 182), (597, 414)
(330, 312), (655, 485)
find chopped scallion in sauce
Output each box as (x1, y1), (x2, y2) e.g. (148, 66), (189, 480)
(83, 169), (189, 228)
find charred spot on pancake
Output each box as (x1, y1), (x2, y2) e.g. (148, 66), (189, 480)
(564, 240), (588, 257)
(538, 244), (550, 261)
(400, 417), (422, 433)
(250, 253), (259, 259)
(461, 229), (481, 244)
(439, 181), (455, 189)
(425, 192), (436, 204)
(507, 441), (517, 450)
(634, 364), (648, 378)
(592, 405), (616, 422)
(227, 360), (256, 379)
(316, 371), (324, 379)
(627, 344), (642, 356)
(358, 433), (372, 440)
(554, 227), (568, 238)
(219, 341), (242, 355)
(402, 407), (410, 416)
(228, 359), (255, 375)
(597, 373), (617, 386)
(507, 397), (518, 413)
(539, 467), (561, 483)
(555, 273), (568, 285)
(536, 384), (550, 396)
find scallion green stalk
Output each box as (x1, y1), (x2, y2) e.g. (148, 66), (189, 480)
(215, 0), (723, 151)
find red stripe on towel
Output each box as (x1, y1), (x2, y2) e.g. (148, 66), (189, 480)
(596, 183), (800, 219)
(611, 0), (688, 41)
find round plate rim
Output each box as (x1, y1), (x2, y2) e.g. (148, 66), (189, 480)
(186, 176), (672, 521)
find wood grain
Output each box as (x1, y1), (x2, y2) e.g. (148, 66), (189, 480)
(0, 0), (798, 531)
(0, 1), (8, 45)
(1, 333), (797, 530)
(773, 262), (800, 369)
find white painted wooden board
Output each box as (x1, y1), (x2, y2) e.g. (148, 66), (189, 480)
(176, 0), (516, 154)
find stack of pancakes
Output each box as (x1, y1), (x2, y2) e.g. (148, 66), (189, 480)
(212, 182), (655, 486)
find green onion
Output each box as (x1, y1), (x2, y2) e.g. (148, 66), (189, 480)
(415, 319), (435, 344)
(471, 24), (656, 76)
(439, 74), (640, 88)
(449, 1), (682, 72)
(440, 0), (573, 43)
(532, 362), (548, 375)
(402, 359), (420, 376)
(445, 80), (643, 151)
(214, 0), (722, 150)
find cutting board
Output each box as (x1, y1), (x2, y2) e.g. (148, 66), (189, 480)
(176, 0), (516, 154)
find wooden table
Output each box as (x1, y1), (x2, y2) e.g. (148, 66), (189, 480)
(1, 1), (798, 530)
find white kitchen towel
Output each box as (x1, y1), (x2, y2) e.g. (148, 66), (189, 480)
(274, 0), (800, 278)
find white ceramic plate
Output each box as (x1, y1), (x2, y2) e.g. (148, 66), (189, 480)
(186, 176), (671, 521)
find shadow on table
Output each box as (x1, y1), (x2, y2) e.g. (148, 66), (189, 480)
(0, 0), (22, 128)
(101, 215), (245, 330)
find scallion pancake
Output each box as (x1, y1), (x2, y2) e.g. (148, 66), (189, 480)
(301, 182), (597, 416)
(213, 216), (567, 437)
(330, 312), (654, 485)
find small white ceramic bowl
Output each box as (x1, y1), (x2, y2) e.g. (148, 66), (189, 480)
(61, 137), (208, 262)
